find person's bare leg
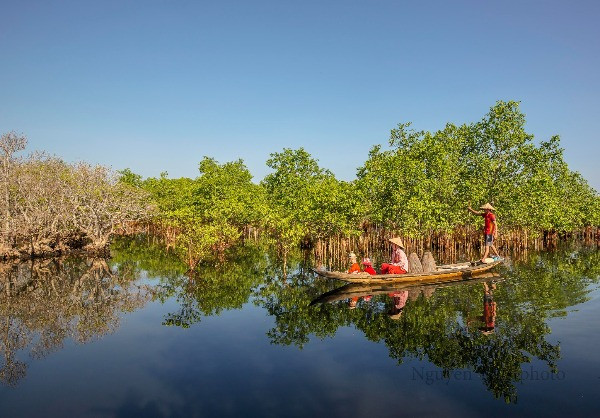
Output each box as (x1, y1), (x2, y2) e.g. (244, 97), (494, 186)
(491, 244), (500, 257)
(482, 245), (490, 261)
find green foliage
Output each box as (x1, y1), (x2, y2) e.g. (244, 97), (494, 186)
(5, 99), (600, 263)
(357, 101), (600, 236)
(262, 148), (363, 255)
(141, 158), (267, 268)
(357, 123), (470, 234)
(117, 168), (143, 188)
(141, 175), (196, 226)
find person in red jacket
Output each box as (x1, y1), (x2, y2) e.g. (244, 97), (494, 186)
(361, 257), (377, 275)
(468, 203), (500, 262)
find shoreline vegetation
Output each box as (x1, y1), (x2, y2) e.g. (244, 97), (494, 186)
(2, 101), (599, 266)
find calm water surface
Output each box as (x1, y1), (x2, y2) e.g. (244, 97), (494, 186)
(1, 238), (599, 417)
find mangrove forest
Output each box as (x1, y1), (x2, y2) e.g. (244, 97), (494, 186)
(2, 101), (599, 267)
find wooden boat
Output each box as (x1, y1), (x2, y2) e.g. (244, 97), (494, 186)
(312, 259), (504, 285)
(310, 272), (502, 306)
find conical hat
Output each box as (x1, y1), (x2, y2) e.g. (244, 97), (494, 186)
(479, 327), (495, 335)
(479, 203), (496, 211)
(388, 237), (404, 248)
(388, 310), (403, 320)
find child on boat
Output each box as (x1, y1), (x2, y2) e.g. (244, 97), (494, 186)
(380, 237), (408, 274)
(347, 252), (361, 274)
(361, 257), (377, 275)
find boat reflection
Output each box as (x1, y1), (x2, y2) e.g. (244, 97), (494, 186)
(310, 272), (501, 305)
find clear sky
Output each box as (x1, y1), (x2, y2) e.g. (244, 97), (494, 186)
(1, 0), (599, 189)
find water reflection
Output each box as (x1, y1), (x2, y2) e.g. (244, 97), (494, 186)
(0, 257), (151, 386)
(110, 237), (600, 403)
(1, 235), (598, 408)
(111, 236), (273, 328)
(267, 246), (600, 403)
(477, 281), (496, 334)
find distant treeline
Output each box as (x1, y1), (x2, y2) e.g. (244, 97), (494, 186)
(2, 101), (599, 264)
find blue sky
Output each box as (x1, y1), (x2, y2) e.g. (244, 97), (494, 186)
(1, 0), (599, 189)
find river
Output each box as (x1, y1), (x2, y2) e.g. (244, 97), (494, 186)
(0, 237), (599, 417)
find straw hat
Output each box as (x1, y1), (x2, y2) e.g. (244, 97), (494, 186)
(349, 252), (357, 260)
(479, 203), (496, 211)
(388, 237), (404, 248)
(361, 257), (372, 266)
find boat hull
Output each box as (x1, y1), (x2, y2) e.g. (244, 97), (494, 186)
(312, 260), (503, 284)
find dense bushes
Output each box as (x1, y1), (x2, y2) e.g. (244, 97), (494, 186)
(137, 157), (267, 268)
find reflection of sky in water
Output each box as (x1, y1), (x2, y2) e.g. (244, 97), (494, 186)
(1, 263), (600, 416)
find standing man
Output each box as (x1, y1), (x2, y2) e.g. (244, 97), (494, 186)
(468, 203), (500, 262)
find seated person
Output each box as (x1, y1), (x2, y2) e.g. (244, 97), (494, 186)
(381, 237), (408, 274)
(347, 252), (360, 274)
(361, 257), (377, 275)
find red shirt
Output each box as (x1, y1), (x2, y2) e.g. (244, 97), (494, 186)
(483, 212), (496, 235)
(363, 266), (377, 275)
(484, 301), (496, 328)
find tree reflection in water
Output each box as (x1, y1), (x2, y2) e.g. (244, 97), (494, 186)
(110, 236), (272, 328)
(6, 236), (596, 402)
(114, 235), (599, 402)
(0, 257), (152, 386)
(256, 245), (600, 403)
